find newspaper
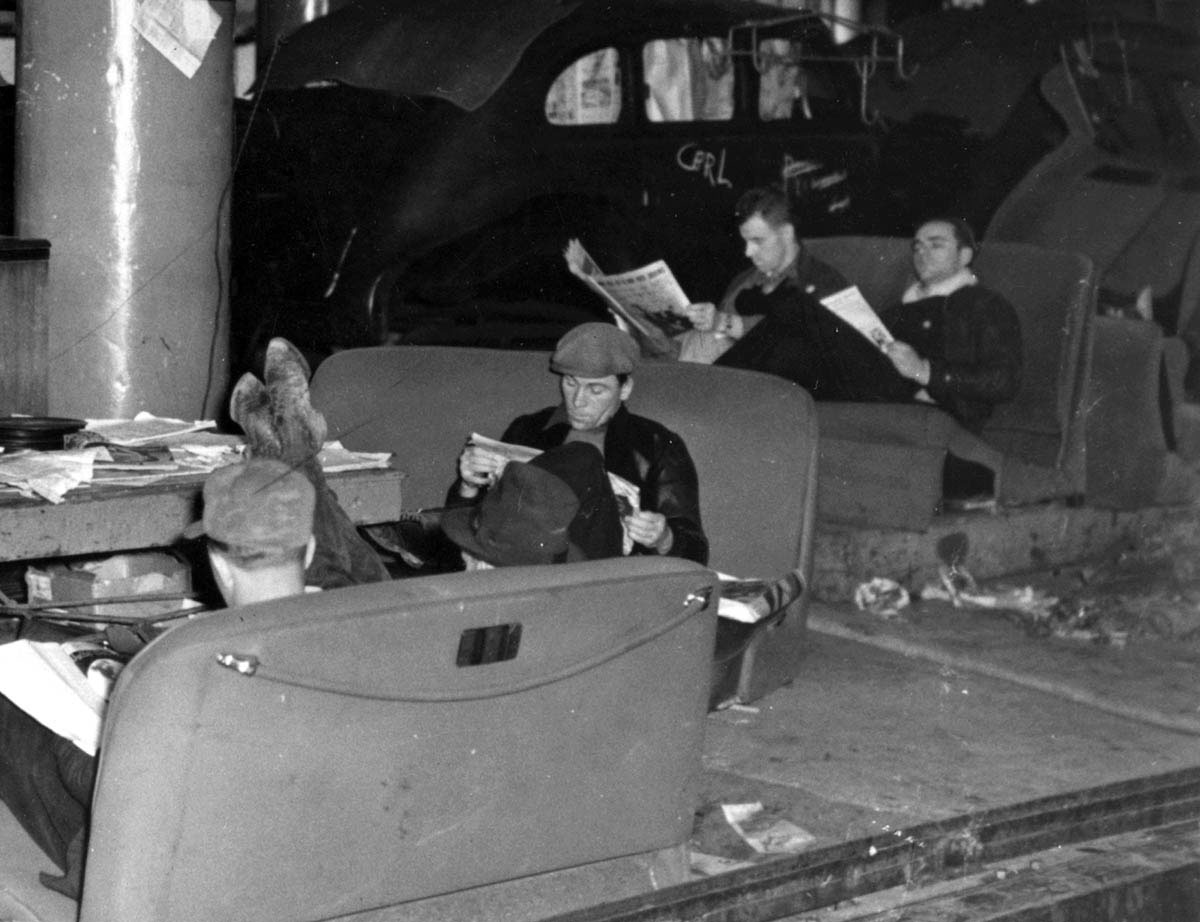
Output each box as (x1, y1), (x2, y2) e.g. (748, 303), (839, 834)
(563, 239), (692, 355)
(715, 570), (805, 624)
(85, 412), (217, 446)
(0, 639), (119, 754)
(715, 573), (772, 623)
(819, 286), (893, 349)
(469, 433), (640, 516)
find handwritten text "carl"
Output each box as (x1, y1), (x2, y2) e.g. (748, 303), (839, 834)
(676, 143), (732, 188)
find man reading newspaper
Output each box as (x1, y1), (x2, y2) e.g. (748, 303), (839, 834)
(672, 189), (1021, 433)
(452, 322), (708, 565)
(0, 339), (388, 900)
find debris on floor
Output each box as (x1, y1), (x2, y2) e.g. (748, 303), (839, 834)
(902, 541), (1200, 647)
(721, 802), (816, 855)
(853, 578), (910, 618)
(688, 851), (757, 876)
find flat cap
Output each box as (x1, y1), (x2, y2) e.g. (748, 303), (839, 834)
(549, 322), (639, 378)
(184, 458), (315, 551)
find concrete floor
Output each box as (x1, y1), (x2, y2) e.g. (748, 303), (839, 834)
(690, 596), (1200, 888)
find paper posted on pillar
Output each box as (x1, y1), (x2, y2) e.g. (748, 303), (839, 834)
(819, 286), (893, 349)
(134, 0), (223, 79)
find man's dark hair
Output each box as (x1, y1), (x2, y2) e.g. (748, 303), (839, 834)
(734, 186), (797, 229)
(919, 216), (978, 255)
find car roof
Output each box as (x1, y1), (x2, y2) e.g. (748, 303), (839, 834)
(260, 0), (827, 111)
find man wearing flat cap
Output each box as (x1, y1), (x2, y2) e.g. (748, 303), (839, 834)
(185, 458), (319, 605)
(454, 322), (708, 565)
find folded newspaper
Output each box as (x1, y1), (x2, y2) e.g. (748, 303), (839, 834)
(0, 638), (124, 755)
(470, 432), (639, 513)
(470, 433), (640, 553)
(563, 238), (692, 356)
(819, 286), (893, 349)
(716, 571), (805, 623)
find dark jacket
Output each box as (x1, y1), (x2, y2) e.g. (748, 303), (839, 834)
(882, 285), (1022, 433)
(501, 405), (709, 565)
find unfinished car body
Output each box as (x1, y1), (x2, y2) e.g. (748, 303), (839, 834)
(231, 0), (964, 363)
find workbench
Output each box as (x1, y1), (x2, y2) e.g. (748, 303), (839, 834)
(0, 467), (404, 563)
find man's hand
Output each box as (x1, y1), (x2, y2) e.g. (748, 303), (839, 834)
(624, 510), (673, 554)
(681, 301), (717, 332)
(457, 444), (508, 498)
(884, 340), (931, 386)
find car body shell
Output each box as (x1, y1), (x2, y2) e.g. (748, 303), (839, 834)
(231, 0), (964, 361)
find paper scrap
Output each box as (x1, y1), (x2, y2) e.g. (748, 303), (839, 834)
(0, 448), (101, 503)
(853, 577), (911, 618)
(318, 441), (394, 473)
(721, 802), (816, 854)
(689, 851), (758, 876)
(134, 0), (222, 79)
(85, 412), (217, 446)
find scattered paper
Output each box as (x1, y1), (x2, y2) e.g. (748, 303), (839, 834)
(919, 565), (1059, 620)
(0, 448), (102, 502)
(689, 851), (758, 876)
(721, 803), (815, 854)
(317, 441), (393, 473)
(86, 412), (217, 446)
(854, 577), (910, 618)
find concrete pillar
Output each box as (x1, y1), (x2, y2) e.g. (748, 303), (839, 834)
(15, 0), (233, 419)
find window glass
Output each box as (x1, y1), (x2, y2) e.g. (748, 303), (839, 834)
(545, 48), (621, 125)
(758, 40), (838, 121)
(759, 39), (800, 121)
(643, 38), (733, 123)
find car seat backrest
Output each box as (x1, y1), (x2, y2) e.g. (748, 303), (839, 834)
(81, 557), (717, 922)
(310, 346), (818, 579)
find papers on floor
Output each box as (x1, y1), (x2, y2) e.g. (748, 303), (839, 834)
(819, 286), (893, 349)
(0, 639), (117, 755)
(689, 852), (757, 876)
(721, 802), (815, 854)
